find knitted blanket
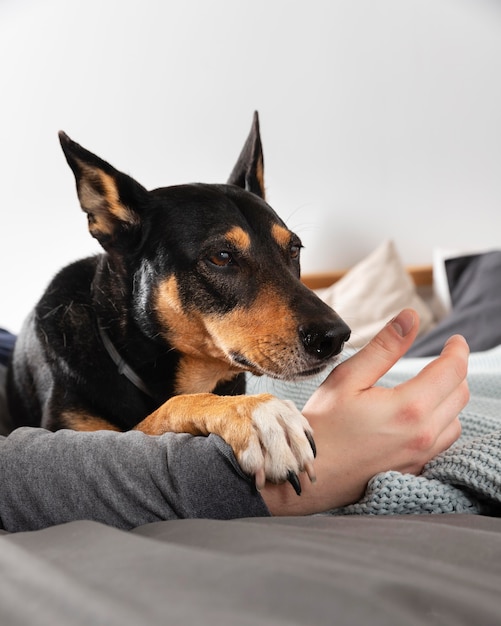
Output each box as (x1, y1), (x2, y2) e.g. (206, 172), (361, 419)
(247, 345), (501, 515)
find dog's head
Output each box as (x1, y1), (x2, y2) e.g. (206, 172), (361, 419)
(59, 113), (350, 393)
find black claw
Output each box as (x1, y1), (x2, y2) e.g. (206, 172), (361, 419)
(287, 471), (302, 496)
(306, 431), (317, 458)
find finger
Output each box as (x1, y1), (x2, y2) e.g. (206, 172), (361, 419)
(398, 335), (469, 411)
(324, 308), (420, 391)
(431, 388), (466, 447)
(402, 378), (468, 453)
(432, 416), (463, 457)
(430, 378), (470, 427)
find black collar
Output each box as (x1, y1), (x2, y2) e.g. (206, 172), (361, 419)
(97, 323), (156, 399)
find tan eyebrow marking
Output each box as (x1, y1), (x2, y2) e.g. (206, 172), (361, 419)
(225, 226), (251, 251)
(271, 223), (292, 248)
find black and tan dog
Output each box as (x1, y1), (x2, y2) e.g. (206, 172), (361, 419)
(7, 113), (350, 492)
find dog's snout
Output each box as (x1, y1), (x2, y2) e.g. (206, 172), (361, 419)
(299, 322), (351, 361)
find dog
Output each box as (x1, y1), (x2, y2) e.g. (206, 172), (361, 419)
(7, 112), (350, 493)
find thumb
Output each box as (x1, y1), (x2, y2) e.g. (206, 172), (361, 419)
(325, 308), (420, 391)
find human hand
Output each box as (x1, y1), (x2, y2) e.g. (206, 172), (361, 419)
(261, 309), (470, 515)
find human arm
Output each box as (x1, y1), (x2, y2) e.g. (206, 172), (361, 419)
(0, 426), (268, 532)
(261, 308), (470, 515)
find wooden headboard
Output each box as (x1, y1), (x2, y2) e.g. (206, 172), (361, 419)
(302, 265), (433, 290)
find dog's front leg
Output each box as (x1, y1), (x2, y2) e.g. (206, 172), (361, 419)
(134, 393), (316, 492)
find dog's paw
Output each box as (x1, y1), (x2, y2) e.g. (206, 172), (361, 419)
(136, 391), (315, 494)
(236, 395), (316, 495)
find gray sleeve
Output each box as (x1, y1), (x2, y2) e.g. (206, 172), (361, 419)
(0, 427), (271, 533)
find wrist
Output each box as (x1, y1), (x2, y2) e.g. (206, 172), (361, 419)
(260, 442), (369, 516)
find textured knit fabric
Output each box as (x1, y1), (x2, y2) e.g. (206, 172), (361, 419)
(247, 345), (501, 515)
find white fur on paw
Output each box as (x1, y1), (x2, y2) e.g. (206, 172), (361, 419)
(237, 397), (314, 485)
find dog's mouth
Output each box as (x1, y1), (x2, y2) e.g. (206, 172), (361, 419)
(295, 364), (330, 378)
(230, 352), (255, 369)
(228, 350), (338, 381)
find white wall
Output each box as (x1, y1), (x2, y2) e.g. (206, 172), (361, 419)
(1, 0), (500, 332)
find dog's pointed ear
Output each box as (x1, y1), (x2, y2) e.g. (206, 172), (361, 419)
(227, 111), (265, 199)
(59, 131), (147, 251)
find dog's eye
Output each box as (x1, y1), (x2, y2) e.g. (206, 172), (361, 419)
(290, 244), (301, 260)
(208, 251), (234, 267)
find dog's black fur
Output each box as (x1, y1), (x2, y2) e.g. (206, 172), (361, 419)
(7, 113), (350, 485)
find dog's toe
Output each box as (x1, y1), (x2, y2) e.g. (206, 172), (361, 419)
(236, 395), (316, 494)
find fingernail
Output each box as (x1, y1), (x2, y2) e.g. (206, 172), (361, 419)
(391, 309), (414, 337)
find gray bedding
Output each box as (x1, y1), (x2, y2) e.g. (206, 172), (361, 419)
(1, 515), (501, 625)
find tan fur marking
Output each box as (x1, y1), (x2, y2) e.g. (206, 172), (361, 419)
(271, 223), (292, 248)
(135, 393), (275, 456)
(62, 411), (121, 432)
(175, 356), (238, 395)
(76, 160), (138, 237)
(99, 170), (139, 225)
(204, 287), (297, 373)
(225, 226), (251, 251)
(154, 276), (223, 359)
(155, 276), (300, 386)
(256, 154), (265, 199)
(154, 276), (239, 393)
(78, 177), (114, 236)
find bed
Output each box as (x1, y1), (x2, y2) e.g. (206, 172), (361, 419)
(1, 240), (501, 625)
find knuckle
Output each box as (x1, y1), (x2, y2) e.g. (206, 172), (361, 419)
(397, 399), (427, 426)
(409, 429), (436, 453)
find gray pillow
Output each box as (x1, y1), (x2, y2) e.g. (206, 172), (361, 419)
(406, 250), (501, 357)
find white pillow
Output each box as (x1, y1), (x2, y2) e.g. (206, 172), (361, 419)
(316, 240), (434, 349)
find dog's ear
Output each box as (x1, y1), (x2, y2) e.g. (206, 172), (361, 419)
(59, 132), (147, 251)
(227, 111), (265, 199)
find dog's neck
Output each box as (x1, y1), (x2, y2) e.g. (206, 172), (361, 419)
(97, 323), (156, 399)
(91, 256), (177, 398)
(92, 255), (242, 399)
(173, 354), (242, 395)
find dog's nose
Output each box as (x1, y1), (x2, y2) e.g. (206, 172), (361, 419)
(299, 322), (351, 361)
